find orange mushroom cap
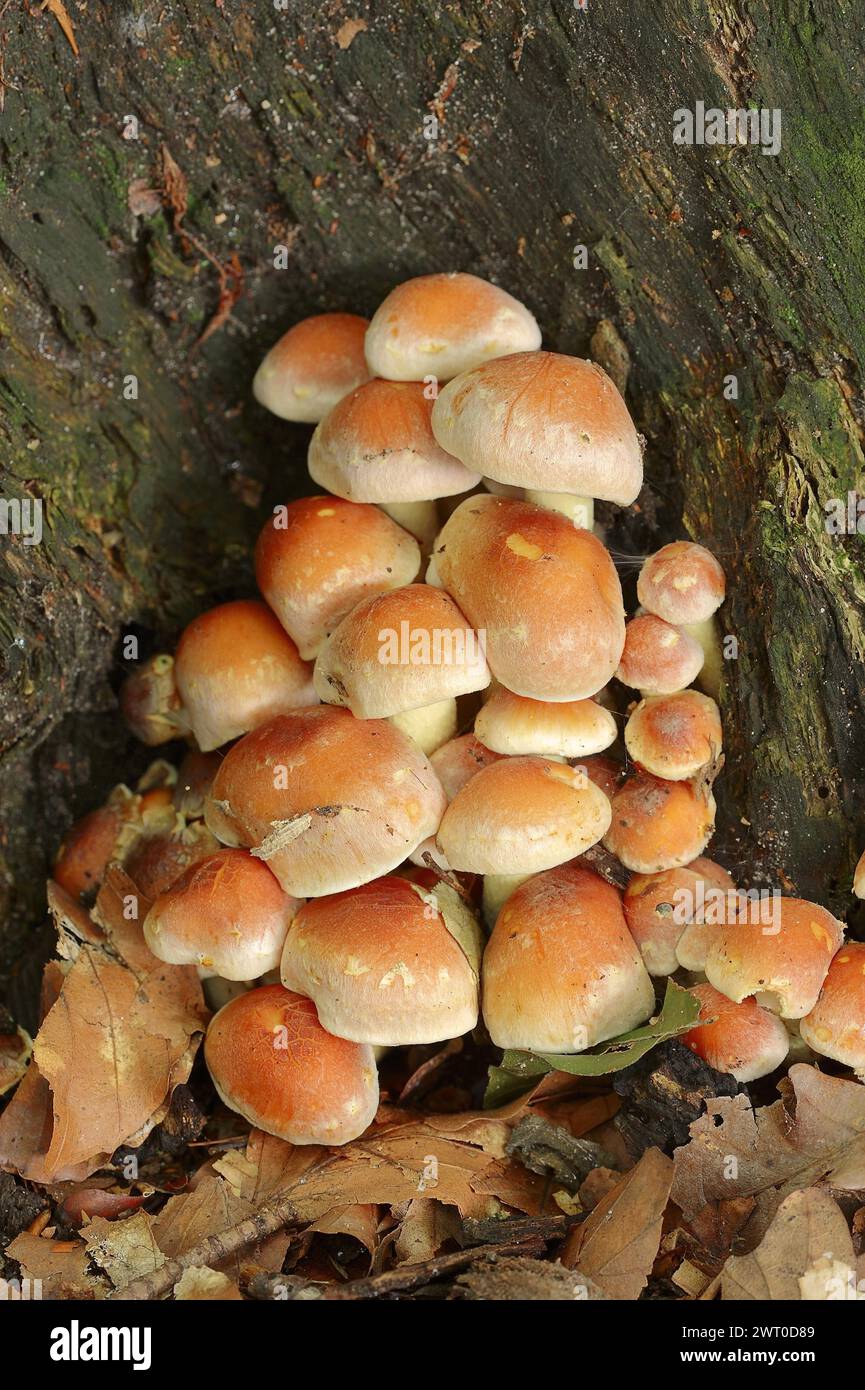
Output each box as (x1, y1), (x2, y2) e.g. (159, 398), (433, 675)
(205, 707), (446, 897)
(254, 497), (421, 661)
(253, 313), (370, 423)
(204, 985), (379, 1145)
(281, 876), (482, 1046)
(308, 379), (479, 503)
(616, 614), (705, 694)
(624, 690), (722, 781)
(800, 942), (865, 1073)
(364, 272), (541, 383)
(437, 756), (612, 875)
(683, 983), (790, 1082)
(144, 849), (300, 980)
(603, 772), (716, 874)
(705, 897), (844, 1018)
(431, 351), (642, 505)
(482, 862), (655, 1052)
(432, 494), (625, 701)
(637, 542), (726, 626)
(175, 600), (317, 752)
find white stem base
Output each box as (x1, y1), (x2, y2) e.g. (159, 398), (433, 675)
(482, 872), (533, 929)
(524, 490), (594, 530)
(380, 500), (439, 553)
(389, 698), (457, 756)
(682, 615), (723, 700)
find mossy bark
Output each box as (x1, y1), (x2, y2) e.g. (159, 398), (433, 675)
(1, 0), (864, 1007)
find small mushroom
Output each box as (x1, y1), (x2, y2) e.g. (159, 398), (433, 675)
(255, 496), (421, 660)
(705, 897), (844, 1019)
(281, 875), (482, 1046)
(174, 600), (317, 752)
(682, 983), (790, 1082)
(474, 687), (617, 759)
(482, 862), (655, 1053)
(308, 378), (479, 547)
(800, 942), (865, 1076)
(312, 583), (490, 755)
(144, 849), (300, 980)
(603, 771), (716, 874)
(253, 312), (370, 423)
(616, 613), (705, 695)
(204, 984), (379, 1145)
(624, 689), (722, 782)
(436, 755), (612, 924)
(431, 351), (643, 529)
(364, 271), (541, 383)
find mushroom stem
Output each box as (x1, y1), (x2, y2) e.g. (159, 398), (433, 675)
(482, 872), (533, 929)
(389, 698), (458, 756)
(524, 490), (594, 530)
(682, 615), (723, 699)
(380, 500), (439, 552)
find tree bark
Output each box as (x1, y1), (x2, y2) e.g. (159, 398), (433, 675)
(1, 0), (864, 1007)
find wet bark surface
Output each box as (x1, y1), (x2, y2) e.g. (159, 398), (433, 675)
(1, 0), (864, 1011)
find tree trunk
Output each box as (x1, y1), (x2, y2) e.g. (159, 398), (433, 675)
(1, 0), (863, 1009)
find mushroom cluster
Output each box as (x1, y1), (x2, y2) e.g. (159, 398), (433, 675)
(61, 271), (864, 1145)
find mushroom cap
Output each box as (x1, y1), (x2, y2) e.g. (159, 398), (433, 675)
(624, 857), (736, 976)
(429, 733), (505, 800)
(204, 707), (446, 897)
(143, 849), (300, 981)
(431, 351), (642, 505)
(603, 772), (716, 874)
(308, 379), (479, 504)
(482, 862), (655, 1052)
(252, 313), (371, 423)
(174, 600), (317, 752)
(436, 756), (612, 875)
(54, 803), (126, 901)
(800, 942), (865, 1072)
(123, 822), (221, 900)
(313, 584), (490, 718)
(624, 690), (722, 781)
(683, 984), (790, 1082)
(255, 497), (421, 660)
(432, 494), (626, 701)
(280, 876), (482, 1046)
(637, 542), (726, 625)
(705, 897), (844, 1018)
(364, 272), (541, 383)
(120, 653), (186, 746)
(616, 614), (705, 694)
(204, 984), (379, 1145)
(474, 687), (617, 758)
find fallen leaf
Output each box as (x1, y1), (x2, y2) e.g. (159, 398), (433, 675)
(458, 1255), (607, 1301)
(721, 1188), (857, 1301)
(563, 1147), (674, 1299)
(40, 0), (79, 57)
(216, 1118), (547, 1220)
(60, 1186), (149, 1227)
(393, 1199), (459, 1265)
(485, 981), (699, 1104)
(6, 1232), (102, 1299)
(84, 1210), (164, 1288)
(672, 1065), (865, 1241)
(0, 1024), (31, 1096)
(309, 1204), (378, 1259)
(335, 17), (368, 49)
(174, 1266), (243, 1300)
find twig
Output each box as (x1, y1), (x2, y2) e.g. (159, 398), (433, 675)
(320, 1236), (548, 1300)
(108, 1192), (299, 1301)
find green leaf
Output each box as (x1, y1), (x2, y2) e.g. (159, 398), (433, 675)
(484, 981), (700, 1107)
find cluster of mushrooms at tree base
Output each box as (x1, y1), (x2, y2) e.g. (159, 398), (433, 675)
(3, 273), (865, 1302)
